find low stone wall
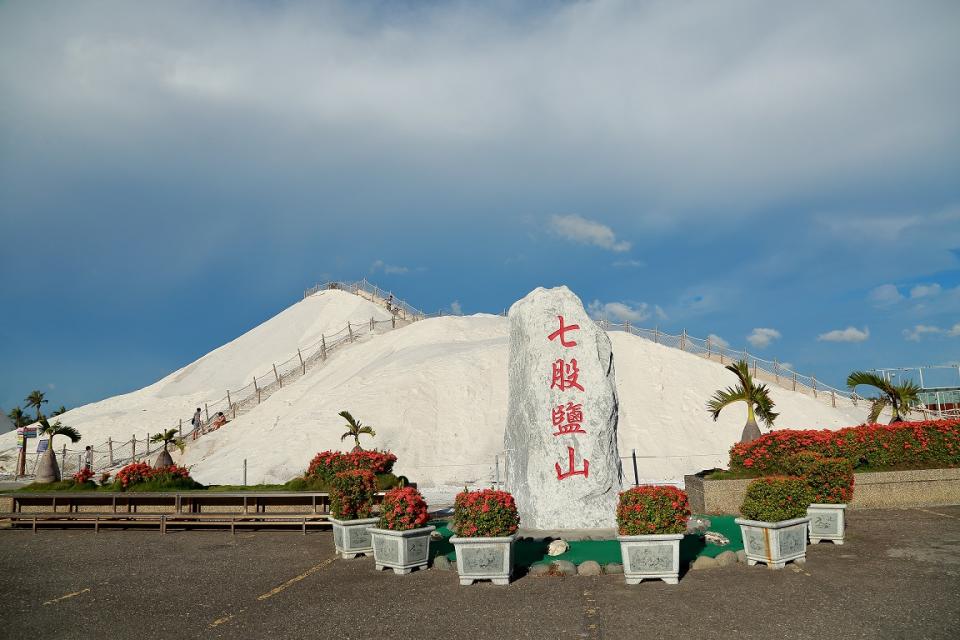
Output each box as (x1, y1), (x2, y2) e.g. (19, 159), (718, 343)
(685, 468), (960, 514)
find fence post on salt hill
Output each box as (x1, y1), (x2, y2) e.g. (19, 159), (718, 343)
(274, 364), (281, 388)
(131, 438), (136, 462)
(391, 315), (396, 330)
(654, 326), (660, 344)
(77, 453), (82, 473)
(348, 322), (354, 342)
(204, 404), (210, 424)
(680, 329), (686, 351)
(254, 377), (260, 404)
(226, 391), (232, 414)
(831, 389), (836, 408)
(108, 437), (114, 466)
(297, 349), (305, 375)
(706, 336), (712, 357)
(774, 360), (780, 384)
(793, 372), (797, 391)
(179, 419), (183, 438)
(321, 335), (327, 360)
(753, 359), (757, 378)
(146, 432), (151, 456)
(812, 377), (818, 398)
(370, 316), (374, 331)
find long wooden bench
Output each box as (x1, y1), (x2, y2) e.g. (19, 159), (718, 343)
(1, 512), (331, 535)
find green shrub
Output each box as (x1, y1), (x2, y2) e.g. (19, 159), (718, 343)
(616, 485), (690, 535)
(740, 476), (813, 522)
(330, 470), (377, 520)
(782, 452), (854, 504)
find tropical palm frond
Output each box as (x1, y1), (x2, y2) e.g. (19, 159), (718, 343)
(706, 385), (749, 421)
(340, 431), (353, 442)
(725, 361), (753, 389)
(357, 425), (376, 437)
(894, 380), (921, 413)
(52, 406), (67, 417)
(867, 397), (888, 424)
(338, 410), (358, 428)
(752, 384), (779, 427)
(53, 424), (81, 443)
(846, 371), (893, 395)
(173, 438), (186, 454)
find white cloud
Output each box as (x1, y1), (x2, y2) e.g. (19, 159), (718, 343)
(910, 283), (942, 298)
(370, 260), (416, 275)
(550, 215), (631, 252)
(612, 258), (645, 268)
(869, 284), (904, 307)
(587, 300), (651, 323)
(903, 324), (944, 341)
(707, 333), (729, 349)
(779, 362), (795, 371)
(747, 328), (781, 349)
(449, 300), (462, 315)
(949, 323), (960, 337)
(817, 326), (870, 343)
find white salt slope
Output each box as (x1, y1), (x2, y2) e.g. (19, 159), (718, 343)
(181, 312), (868, 489)
(0, 290), (393, 459)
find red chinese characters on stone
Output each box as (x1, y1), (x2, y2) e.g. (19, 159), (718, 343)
(547, 315), (580, 347)
(550, 358), (584, 392)
(555, 446), (589, 480)
(551, 402), (586, 436)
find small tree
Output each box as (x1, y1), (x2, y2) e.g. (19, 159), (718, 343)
(150, 428), (185, 468)
(35, 417), (81, 483)
(338, 410), (376, 451)
(8, 406), (30, 428)
(707, 360), (779, 443)
(51, 406), (68, 417)
(846, 371), (921, 424)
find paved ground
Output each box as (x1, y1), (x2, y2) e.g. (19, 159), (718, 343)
(2, 506), (959, 639)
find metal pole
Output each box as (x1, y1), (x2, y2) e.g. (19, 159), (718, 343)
(370, 316), (374, 331)
(108, 437), (114, 466)
(227, 390), (232, 411)
(812, 376), (818, 397)
(831, 390), (836, 407)
(494, 455), (500, 488)
(348, 322), (354, 342)
(298, 349), (305, 374)
(178, 419), (183, 438)
(631, 449), (639, 487)
(274, 364), (281, 387)
(145, 432), (150, 455)
(321, 335), (327, 360)
(654, 326), (659, 344)
(132, 438), (136, 462)
(680, 330), (686, 351)
(793, 372), (797, 391)
(706, 337), (712, 357)
(254, 377), (260, 404)
(774, 360), (780, 384)
(243, 459), (247, 487)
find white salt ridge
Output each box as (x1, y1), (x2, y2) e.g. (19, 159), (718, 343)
(0, 290), (393, 458)
(1, 288), (871, 490)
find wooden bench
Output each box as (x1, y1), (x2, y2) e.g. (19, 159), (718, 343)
(1, 512), (331, 535)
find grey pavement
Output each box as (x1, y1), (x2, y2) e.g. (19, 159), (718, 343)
(1, 506), (959, 639)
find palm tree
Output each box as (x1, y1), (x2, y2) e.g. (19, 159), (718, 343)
(24, 390), (47, 421)
(51, 406), (68, 417)
(846, 371), (921, 424)
(150, 428), (184, 468)
(338, 410), (376, 451)
(8, 406), (31, 428)
(707, 360), (779, 443)
(35, 417), (81, 483)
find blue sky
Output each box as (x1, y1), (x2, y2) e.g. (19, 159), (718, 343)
(1, 0), (959, 412)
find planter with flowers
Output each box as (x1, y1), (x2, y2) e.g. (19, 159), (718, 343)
(616, 485), (690, 585)
(785, 452), (854, 545)
(369, 486), (435, 575)
(735, 476), (812, 568)
(329, 469), (379, 559)
(449, 489), (520, 586)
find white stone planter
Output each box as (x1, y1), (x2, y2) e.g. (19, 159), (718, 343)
(807, 503), (847, 545)
(617, 533), (684, 584)
(369, 525), (435, 575)
(330, 516), (378, 559)
(450, 534), (517, 586)
(735, 516), (809, 568)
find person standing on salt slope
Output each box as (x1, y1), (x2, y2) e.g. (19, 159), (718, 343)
(191, 408), (203, 433)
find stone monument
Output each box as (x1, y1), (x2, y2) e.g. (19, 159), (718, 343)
(504, 286), (622, 530)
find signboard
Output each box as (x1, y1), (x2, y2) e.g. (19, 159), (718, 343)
(36, 439), (49, 453)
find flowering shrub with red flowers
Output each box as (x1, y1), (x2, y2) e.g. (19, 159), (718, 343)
(115, 462), (154, 489)
(72, 467), (95, 485)
(307, 449), (397, 483)
(113, 462), (196, 490)
(376, 486), (430, 531)
(330, 469), (377, 520)
(729, 419), (960, 474)
(616, 485), (690, 536)
(453, 489), (520, 538)
(782, 451), (854, 504)
(740, 476), (813, 522)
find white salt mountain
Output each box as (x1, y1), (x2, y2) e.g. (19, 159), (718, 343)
(504, 286), (621, 529)
(0, 286), (875, 494)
